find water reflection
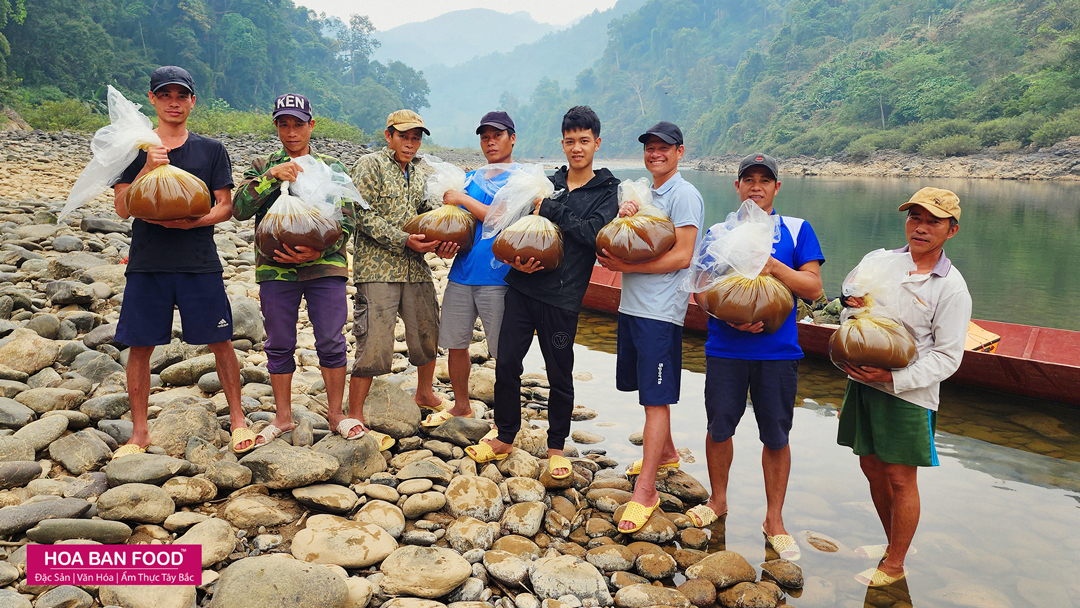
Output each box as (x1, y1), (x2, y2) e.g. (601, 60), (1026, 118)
(541, 310), (1080, 608)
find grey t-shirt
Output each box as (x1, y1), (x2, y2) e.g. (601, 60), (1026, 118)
(619, 172), (705, 325)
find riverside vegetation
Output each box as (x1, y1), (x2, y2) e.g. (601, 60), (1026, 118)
(0, 132), (815, 608)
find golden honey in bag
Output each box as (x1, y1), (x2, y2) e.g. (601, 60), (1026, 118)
(403, 205), (476, 252)
(255, 182), (342, 259)
(703, 273), (794, 334)
(596, 206), (676, 263)
(125, 164), (211, 220)
(491, 215), (563, 271)
(829, 313), (917, 369)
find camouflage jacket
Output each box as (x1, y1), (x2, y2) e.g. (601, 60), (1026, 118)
(350, 147), (435, 283)
(233, 148), (356, 283)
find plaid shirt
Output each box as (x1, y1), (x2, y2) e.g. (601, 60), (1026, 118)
(349, 147), (436, 283)
(233, 148), (356, 283)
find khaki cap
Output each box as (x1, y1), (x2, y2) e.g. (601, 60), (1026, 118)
(386, 109), (430, 135)
(898, 187), (961, 221)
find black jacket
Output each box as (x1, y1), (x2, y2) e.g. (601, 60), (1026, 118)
(505, 166), (620, 312)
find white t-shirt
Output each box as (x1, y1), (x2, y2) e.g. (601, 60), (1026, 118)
(619, 172), (705, 326)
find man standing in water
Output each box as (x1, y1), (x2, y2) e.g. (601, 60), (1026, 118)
(690, 154), (824, 563)
(595, 122), (703, 533)
(466, 106), (619, 481)
(110, 66), (252, 457)
(423, 111), (518, 427)
(232, 93), (356, 447)
(837, 188), (971, 587)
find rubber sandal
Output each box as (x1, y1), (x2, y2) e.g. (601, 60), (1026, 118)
(625, 458), (680, 476)
(231, 427), (258, 454)
(368, 430), (395, 451)
(549, 454), (572, 480)
(254, 423), (287, 447)
(687, 504), (722, 528)
(336, 418), (367, 440)
(422, 406), (473, 428)
(763, 526), (801, 561)
(481, 428), (499, 442)
(111, 443), (146, 460)
(618, 497), (660, 534)
(465, 441), (509, 463)
(855, 567), (907, 587)
(418, 398), (449, 412)
(855, 544), (917, 560)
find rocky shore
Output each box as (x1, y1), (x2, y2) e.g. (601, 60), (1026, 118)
(688, 137), (1080, 180)
(0, 130), (818, 608)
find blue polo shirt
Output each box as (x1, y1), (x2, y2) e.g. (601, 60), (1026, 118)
(447, 166), (517, 286)
(704, 213), (825, 360)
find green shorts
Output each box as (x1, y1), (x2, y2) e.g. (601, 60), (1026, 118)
(836, 381), (939, 467)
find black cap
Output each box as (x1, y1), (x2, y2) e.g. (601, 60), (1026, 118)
(476, 111), (515, 134)
(150, 66), (195, 94)
(737, 153), (779, 180)
(273, 93), (313, 122)
(638, 121), (684, 146)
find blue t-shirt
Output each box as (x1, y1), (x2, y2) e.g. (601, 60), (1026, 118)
(447, 166), (514, 286)
(704, 213), (825, 360)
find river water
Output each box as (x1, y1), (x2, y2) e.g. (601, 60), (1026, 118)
(524, 169), (1080, 607)
(611, 169), (1080, 331)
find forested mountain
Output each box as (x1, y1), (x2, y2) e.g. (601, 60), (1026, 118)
(372, 9), (558, 70)
(0, 0), (429, 135)
(419, 0), (646, 148)
(508, 0), (1080, 158)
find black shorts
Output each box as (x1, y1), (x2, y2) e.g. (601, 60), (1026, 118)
(616, 314), (682, 406)
(115, 272), (233, 347)
(704, 357), (799, 450)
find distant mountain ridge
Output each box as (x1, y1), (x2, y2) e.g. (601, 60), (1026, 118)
(372, 9), (559, 70)
(420, 0), (646, 148)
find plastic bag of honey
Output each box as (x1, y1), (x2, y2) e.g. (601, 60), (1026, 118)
(61, 85), (165, 219)
(481, 164), (555, 240)
(596, 179), (675, 262)
(491, 215), (563, 271)
(829, 249), (918, 370)
(255, 155), (364, 260)
(404, 206), (476, 252)
(683, 200), (793, 333)
(125, 164), (211, 220)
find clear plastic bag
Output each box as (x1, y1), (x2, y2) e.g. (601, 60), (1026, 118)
(829, 249), (918, 370)
(491, 215), (563, 271)
(683, 200), (793, 333)
(481, 164), (555, 240)
(125, 164), (211, 220)
(422, 155), (467, 203)
(463, 163), (517, 200)
(254, 155), (363, 260)
(596, 177), (675, 263)
(60, 85), (163, 219)
(404, 206), (477, 251)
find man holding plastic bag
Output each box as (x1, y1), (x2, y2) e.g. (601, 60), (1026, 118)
(685, 155), (823, 562)
(836, 188), (971, 587)
(232, 93), (360, 447)
(423, 111), (519, 427)
(349, 110), (454, 441)
(105, 67), (252, 455)
(595, 122), (704, 533)
(465, 106), (619, 481)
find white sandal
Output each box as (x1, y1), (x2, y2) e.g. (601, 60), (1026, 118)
(336, 418), (367, 440)
(254, 424), (286, 448)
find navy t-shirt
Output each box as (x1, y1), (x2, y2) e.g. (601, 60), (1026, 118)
(704, 213), (825, 360)
(118, 133), (233, 273)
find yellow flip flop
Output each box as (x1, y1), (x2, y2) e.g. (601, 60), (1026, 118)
(421, 406), (474, 428)
(687, 504), (722, 527)
(763, 526), (801, 561)
(618, 497), (660, 534)
(465, 441), (509, 463)
(855, 567), (907, 587)
(549, 454), (573, 480)
(231, 427), (258, 454)
(625, 458), (680, 476)
(111, 443), (146, 460)
(481, 428), (499, 442)
(367, 430), (395, 451)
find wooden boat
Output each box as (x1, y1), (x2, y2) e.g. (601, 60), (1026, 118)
(585, 266), (1080, 406)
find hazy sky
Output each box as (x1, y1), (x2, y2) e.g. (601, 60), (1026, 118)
(294, 0), (620, 30)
